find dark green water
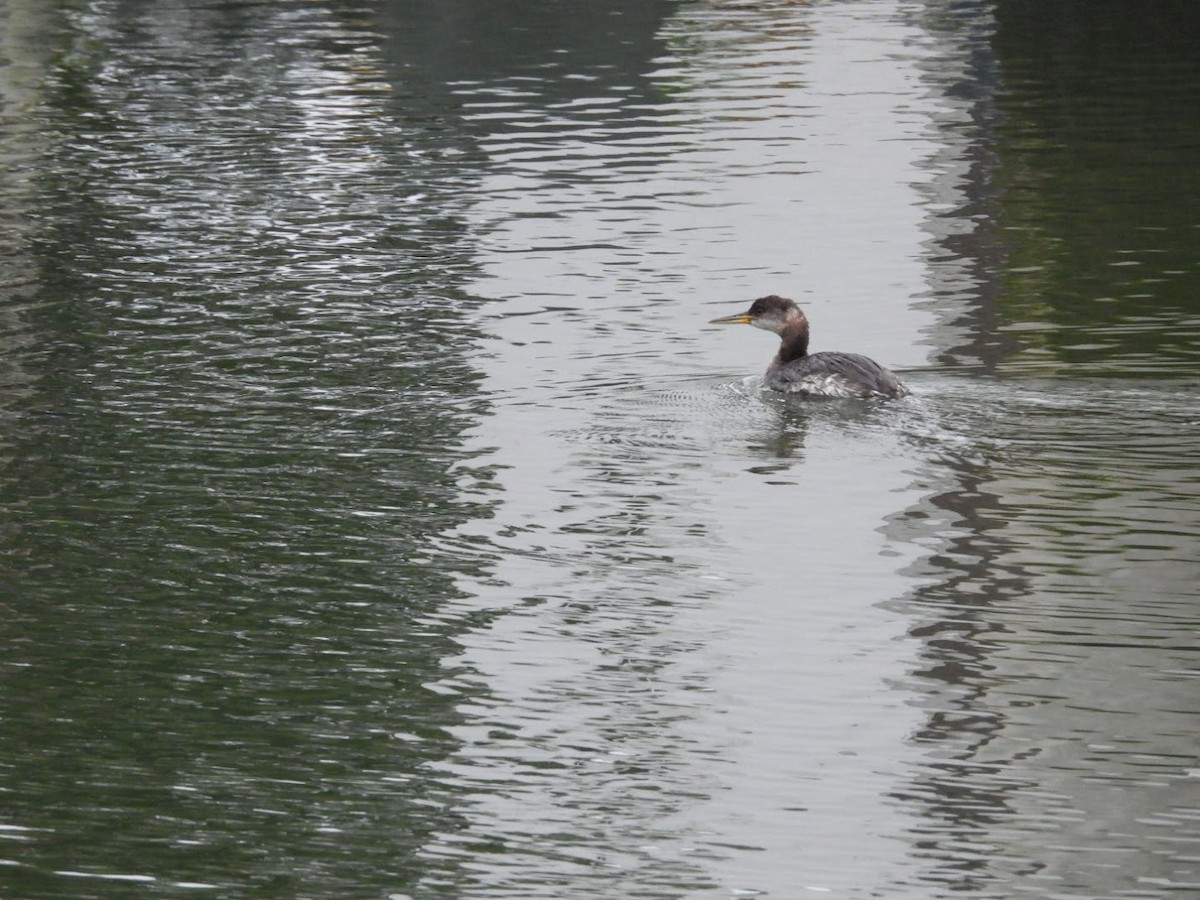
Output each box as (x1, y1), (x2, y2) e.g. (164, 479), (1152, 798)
(1, 1), (1197, 898)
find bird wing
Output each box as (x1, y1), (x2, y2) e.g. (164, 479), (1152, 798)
(771, 352), (907, 398)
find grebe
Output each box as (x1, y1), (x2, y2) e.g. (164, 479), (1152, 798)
(709, 295), (908, 399)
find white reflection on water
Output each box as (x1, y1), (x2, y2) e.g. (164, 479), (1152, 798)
(429, 0), (1200, 896)
(438, 1), (946, 896)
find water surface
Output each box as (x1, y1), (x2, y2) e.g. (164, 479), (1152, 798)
(1, 1), (1198, 898)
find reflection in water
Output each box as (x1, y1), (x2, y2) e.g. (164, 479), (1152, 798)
(912, 1), (1017, 375)
(892, 1), (1200, 895)
(891, 382), (1200, 896)
(440, 2), (947, 895)
(0, 1), (59, 487)
(2, 0), (1199, 898)
(989, 1), (1200, 375)
(1, 1), (500, 895)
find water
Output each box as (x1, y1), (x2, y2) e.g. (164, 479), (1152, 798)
(2, 1), (1198, 898)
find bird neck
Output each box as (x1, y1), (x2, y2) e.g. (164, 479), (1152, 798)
(773, 319), (810, 367)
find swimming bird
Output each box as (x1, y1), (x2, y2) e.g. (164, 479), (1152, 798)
(709, 295), (908, 399)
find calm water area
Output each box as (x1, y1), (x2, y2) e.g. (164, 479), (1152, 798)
(2, 0), (1198, 897)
